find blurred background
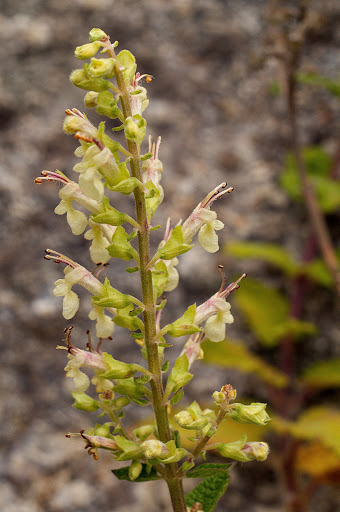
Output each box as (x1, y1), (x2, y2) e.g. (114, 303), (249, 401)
(0, 1), (339, 511)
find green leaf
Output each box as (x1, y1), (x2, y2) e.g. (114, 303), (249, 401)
(186, 463), (231, 479)
(297, 72), (340, 98)
(158, 226), (194, 260)
(71, 391), (99, 412)
(271, 406), (340, 456)
(300, 358), (340, 388)
(170, 388), (184, 406)
(225, 241), (298, 277)
(100, 352), (140, 379)
(165, 354), (193, 396)
(235, 278), (316, 346)
(201, 338), (288, 388)
(280, 147), (340, 213)
(112, 464), (161, 482)
(113, 304), (144, 331)
(165, 304), (200, 338)
(185, 471), (230, 512)
(109, 177), (140, 195)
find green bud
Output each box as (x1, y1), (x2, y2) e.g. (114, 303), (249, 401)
(95, 91), (123, 120)
(94, 422), (112, 437)
(242, 441), (269, 462)
(212, 391), (225, 404)
(124, 116), (139, 141)
(88, 57), (115, 78)
(114, 436), (143, 461)
(75, 41), (102, 59)
(142, 440), (169, 459)
(129, 460), (143, 481)
(89, 28), (108, 42)
(229, 403), (271, 426)
(216, 434), (250, 462)
(70, 68), (110, 92)
(112, 396), (130, 409)
(132, 425), (154, 441)
(174, 410), (210, 430)
(84, 91), (99, 108)
(109, 177), (139, 195)
(71, 391), (99, 412)
(165, 354), (193, 397)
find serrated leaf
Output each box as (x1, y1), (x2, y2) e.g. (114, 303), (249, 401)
(185, 470), (230, 512)
(112, 464), (160, 481)
(186, 463), (231, 478)
(271, 407), (340, 456)
(300, 358), (340, 388)
(201, 338), (288, 388)
(225, 241), (298, 277)
(235, 278), (315, 346)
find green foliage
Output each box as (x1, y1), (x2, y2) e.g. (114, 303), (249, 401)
(186, 463), (231, 478)
(297, 72), (340, 98)
(92, 277), (132, 309)
(300, 358), (340, 388)
(158, 226), (193, 260)
(234, 278), (316, 347)
(185, 469), (230, 512)
(280, 147), (340, 213)
(165, 304), (200, 338)
(165, 354), (193, 396)
(202, 338), (288, 388)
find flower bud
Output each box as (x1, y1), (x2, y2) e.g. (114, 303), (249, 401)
(229, 403), (270, 426)
(89, 28), (108, 42)
(132, 425), (154, 441)
(242, 442), (269, 462)
(216, 435), (250, 462)
(75, 41), (102, 59)
(84, 91), (99, 108)
(174, 410), (211, 430)
(142, 440), (170, 459)
(112, 396), (130, 409)
(129, 460), (143, 481)
(71, 391), (99, 412)
(70, 68), (110, 92)
(88, 57), (115, 78)
(124, 116), (139, 141)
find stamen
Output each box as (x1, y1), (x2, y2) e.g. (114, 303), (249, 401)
(221, 273), (247, 298)
(200, 183), (233, 209)
(86, 330), (94, 352)
(35, 170), (70, 185)
(217, 265), (226, 293)
(44, 249), (77, 269)
(65, 108), (86, 119)
(164, 218), (171, 242)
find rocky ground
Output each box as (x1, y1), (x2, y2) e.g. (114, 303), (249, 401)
(0, 1), (339, 511)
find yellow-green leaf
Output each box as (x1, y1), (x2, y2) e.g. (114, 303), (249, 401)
(201, 338), (288, 389)
(300, 359), (340, 388)
(271, 407), (340, 456)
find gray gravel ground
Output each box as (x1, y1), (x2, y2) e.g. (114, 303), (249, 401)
(0, 1), (339, 511)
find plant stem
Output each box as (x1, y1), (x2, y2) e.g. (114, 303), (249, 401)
(105, 38), (186, 512)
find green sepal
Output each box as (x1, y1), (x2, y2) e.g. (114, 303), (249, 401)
(141, 152), (152, 161)
(112, 124), (124, 131)
(161, 360), (169, 372)
(98, 123), (122, 154)
(92, 277), (131, 309)
(152, 260), (169, 300)
(114, 436), (143, 461)
(91, 197), (130, 226)
(158, 226), (193, 260)
(131, 332), (144, 340)
(88, 57), (115, 78)
(107, 226), (139, 261)
(70, 68), (110, 92)
(112, 396), (130, 409)
(164, 354), (193, 397)
(113, 377), (149, 401)
(112, 464), (161, 482)
(144, 181), (163, 220)
(151, 225), (162, 231)
(116, 50), (137, 83)
(156, 299), (167, 310)
(74, 41), (102, 60)
(113, 304), (144, 331)
(109, 177), (140, 195)
(95, 91), (123, 120)
(126, 266), (139, 273)
(185, 470), (230, 512)
(71, 391), (99, 412)
(104, 162), (131, 188)
(170, 388), (184, 406)
(99, 352), (141, 380)
(164, 304), (200, 338)
(157, 341), (173, 348)
(124, 115), (147, 144)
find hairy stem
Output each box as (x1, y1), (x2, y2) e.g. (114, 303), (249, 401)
(105, 38), (186, 512)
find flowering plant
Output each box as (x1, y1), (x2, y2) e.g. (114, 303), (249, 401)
(37, 29), (270, 512)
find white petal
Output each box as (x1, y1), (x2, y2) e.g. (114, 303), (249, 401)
(66, 208), (88, 235)
(54, 199), (68, 215)
(53, 279), (69, 297)
(204, 314), (226, 342)
(62, 289), (80, 319)
(198, 222), (219, 253)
